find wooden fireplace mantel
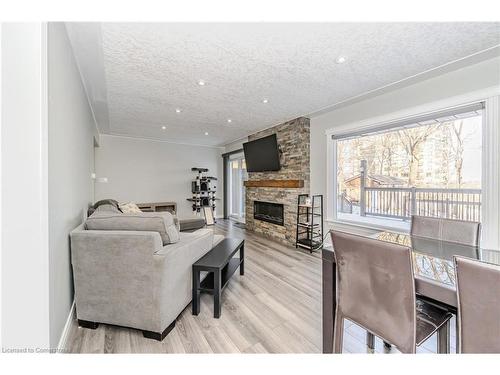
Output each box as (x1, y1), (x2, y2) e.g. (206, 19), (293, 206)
(243, 179), (304, 188)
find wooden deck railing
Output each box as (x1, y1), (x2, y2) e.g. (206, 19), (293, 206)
(362, 187), (481, 221)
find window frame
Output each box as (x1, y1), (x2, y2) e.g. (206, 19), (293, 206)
(325, 91), (500, 249)
(227, 151), (246, 221)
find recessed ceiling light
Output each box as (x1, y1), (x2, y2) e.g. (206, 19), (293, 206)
(335, 56), (347, 64)
(204, 132), (209, 136)
(262, 99), (269, 104)
(161, 126), (167, 130)
(198, 80), (206, 86)
(227, 119), (232, 123)
(175, 108), (182, 113)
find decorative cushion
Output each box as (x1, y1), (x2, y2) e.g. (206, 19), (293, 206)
(95, 203), (121, 214)
(85, 211), (180, 245)
(173, 216), (181, 232)
(89, 199), (122, 217)
(119, 202), (143, 214)
(94, 199), (121, 211)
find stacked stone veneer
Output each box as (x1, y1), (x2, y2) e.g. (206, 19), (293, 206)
(245, 117), (310, 246)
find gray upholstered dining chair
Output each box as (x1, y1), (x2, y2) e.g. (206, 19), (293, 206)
(410, 215), (481, 246)
(331, 230), (452, 353)
(454, 256), (500, 353)
(410, 215), (481, 352)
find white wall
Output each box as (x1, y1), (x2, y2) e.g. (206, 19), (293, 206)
(224, 137), (247, 154)
(310, 56), (500, 214)
(95, 135), (224, 218)
(1, 23), (51, 350)
(47, 23), (97, 347)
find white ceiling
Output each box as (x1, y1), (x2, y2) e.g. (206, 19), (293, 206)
(66, 22), (500, 147)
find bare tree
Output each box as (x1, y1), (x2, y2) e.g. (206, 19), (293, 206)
(373, 132), (397, 175)
(397, 125), (439, 186)
(452, 122), (464, 187)
(336, 141), (346, 192)
(448, 120), (474, 188)
(439, 130), (451, 188)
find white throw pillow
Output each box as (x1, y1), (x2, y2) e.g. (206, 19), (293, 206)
(119, 202), (142, 213)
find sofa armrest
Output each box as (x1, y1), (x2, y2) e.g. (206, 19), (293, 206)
(70, 230), (163, 331)
(153, 230), (215, 329)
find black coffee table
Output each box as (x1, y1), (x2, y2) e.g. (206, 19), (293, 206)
(192, 238), (245, 318)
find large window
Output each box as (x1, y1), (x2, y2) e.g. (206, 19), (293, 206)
(334, 103), (483, 228)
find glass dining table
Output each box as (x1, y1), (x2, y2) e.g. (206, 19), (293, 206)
(321, 230), (500, 353)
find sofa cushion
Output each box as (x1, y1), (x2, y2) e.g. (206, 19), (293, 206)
(85, 211), (180, 245)
(155, 228), (214, 256)
(179, 217), (206, 232)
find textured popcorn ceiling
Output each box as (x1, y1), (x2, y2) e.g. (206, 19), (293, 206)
(67, 22), (500, 147)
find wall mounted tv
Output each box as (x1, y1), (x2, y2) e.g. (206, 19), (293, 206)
(243, 134), (281, 172)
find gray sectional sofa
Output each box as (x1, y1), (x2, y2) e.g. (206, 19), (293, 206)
(70, 204), (223, 340)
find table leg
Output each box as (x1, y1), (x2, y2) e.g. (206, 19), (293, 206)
(240, 243), (245, 275)
(214, 269), (222, 318)
(322, 253), (336, 353)
(192, 267), (200, 315)
(366, 333), (375, 350)
(437, 320), (451, 354)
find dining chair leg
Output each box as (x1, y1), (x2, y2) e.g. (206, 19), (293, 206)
(366, 332), (375, 350)
(333, 313), (344, 353)
(437, 321), (450, 354)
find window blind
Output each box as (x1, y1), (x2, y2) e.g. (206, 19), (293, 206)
(332, 102), (484, 141)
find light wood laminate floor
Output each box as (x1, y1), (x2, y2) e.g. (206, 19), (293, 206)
(64, 219), (456, 353)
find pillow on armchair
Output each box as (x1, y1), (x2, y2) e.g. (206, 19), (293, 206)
(85, 211), (180, 245)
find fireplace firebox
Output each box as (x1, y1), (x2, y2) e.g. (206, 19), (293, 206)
(254, 201), (284, 226)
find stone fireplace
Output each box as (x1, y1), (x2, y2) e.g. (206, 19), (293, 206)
(245, 117), (310, 246)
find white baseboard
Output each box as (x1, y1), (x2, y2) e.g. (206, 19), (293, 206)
(57, 300), (75, 353)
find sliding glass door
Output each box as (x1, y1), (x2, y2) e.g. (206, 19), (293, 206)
(228, 152), (247, 223)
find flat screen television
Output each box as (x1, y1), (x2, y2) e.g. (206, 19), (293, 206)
(243, 134), (281, 172)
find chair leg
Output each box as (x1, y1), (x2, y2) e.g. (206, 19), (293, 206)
(437, 321), (450, 354)
(366, 332), (375, 350)
(333, 313), (344, 353)
(455, 314), (460, 354)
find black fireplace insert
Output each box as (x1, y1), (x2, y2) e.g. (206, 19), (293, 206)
(254, 201), (284, 226)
